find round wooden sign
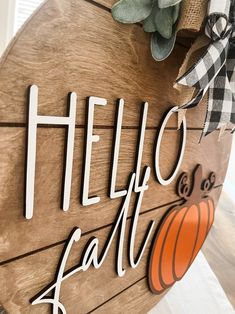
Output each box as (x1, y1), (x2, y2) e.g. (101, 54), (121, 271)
(0, 0), (232, 313)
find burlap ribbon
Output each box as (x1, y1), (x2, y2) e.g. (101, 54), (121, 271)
(174, 0), (211, 128)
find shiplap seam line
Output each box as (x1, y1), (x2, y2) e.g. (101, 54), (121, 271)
(0, 122), (233, 132)
(0, 198), (181, 266)
(0, 185), (222, 267)
(87, 276), (146, 314)
(85, 0), (111, 13)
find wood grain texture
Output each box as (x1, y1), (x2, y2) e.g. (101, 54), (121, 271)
(0, 0), (233, 312)
(91, 0), (199, 49)
(91, 278), (166, 314)
(0, 127), (231, 263)
(0, 0), (209, 129)
(0, 205), (169, 314)
(0, 187), (223, 314)
(91, 0), (117, 9)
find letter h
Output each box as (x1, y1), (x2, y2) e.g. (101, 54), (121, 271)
(25, 85), (77, 219)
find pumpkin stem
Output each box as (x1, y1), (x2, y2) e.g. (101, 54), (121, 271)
(177, 165), (216, 202)
(177, 172), (190, 199)
(202, 172), (216, 195)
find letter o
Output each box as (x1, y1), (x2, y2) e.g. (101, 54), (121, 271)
(155, 106), (186, 186)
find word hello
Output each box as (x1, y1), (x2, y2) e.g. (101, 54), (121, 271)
(26, 85), (187, 219)
(26, 85), (187, 313)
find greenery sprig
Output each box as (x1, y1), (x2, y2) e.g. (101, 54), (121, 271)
(112, 0), (182, 61)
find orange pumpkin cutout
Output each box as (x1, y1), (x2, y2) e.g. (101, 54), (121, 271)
(148, 165), (216, 294)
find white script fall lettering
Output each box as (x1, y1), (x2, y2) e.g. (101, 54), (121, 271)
(31, 167), (155, 314)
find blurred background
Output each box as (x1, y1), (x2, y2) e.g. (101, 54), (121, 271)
(0, 0), (44, 55)
(0, 0), (234, 313)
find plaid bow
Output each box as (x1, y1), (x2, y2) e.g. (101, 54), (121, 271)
(176, 0), (235, 136)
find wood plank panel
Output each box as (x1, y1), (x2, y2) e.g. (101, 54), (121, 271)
(0, 0), (233, 313)
(0, 0), (209, 129)
(0, 127), (231, 262)
(0, 187), (222, 314)
(0, 0), (232, 312)
(91, 278), (165, 314)
(90, 0), (195, 49)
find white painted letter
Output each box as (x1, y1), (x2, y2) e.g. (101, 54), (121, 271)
(154, 106), (186, 186)
(31, 228), (82, 314)
(26, 85), (77, 219)
(129, 166), (155, 268)
(134, 102), (148, 192)
(110, 99), (127, 199)
(82, 96), (107, 206)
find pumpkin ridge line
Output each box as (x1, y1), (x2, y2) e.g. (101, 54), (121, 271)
(171, 205), (197, 282)
(148, 207), (178, 293)
(160, 206), (188, 288)
(188, 204), (202, 270)
(190, 200), (211, 265)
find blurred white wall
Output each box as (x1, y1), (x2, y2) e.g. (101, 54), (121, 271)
(0, 0), (16, 55)
(0, 0), (43, 56)
(224, 135), (235, 202)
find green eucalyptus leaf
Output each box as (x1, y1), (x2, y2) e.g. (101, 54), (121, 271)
(151, 30), (177, 61)
(158, 0), (182, 9)
(172, 3), (181, 23)
(152, 5), (174, 39)
(111, 0), (153, 24)
(143, 3), (174, 38)
(144, 2), (180, 35)
(143, 3), (159, 32)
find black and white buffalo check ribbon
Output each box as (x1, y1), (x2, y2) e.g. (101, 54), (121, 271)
(176, 0), (235, 136)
